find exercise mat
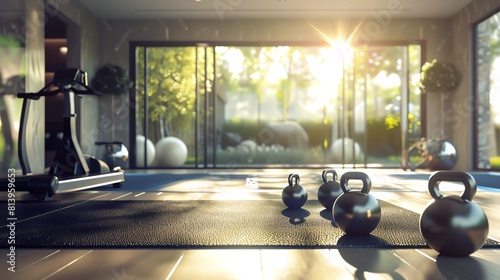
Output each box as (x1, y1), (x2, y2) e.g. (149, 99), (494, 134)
(2, 200), (500, 249)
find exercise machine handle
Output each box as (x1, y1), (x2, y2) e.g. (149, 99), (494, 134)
(17, 81), (101, 99)
(17, 92), (46, 100)
(16, 68), (102, 99)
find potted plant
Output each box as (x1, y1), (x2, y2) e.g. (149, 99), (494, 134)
(91, 64), (131, 95)
(418, 59), (462, 139)
(90, 64), (132, 127)
(414, 59), (462, 170)
(91, 64), (132, 140)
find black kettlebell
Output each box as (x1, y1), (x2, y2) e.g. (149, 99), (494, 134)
(317, 169), (342, 210)
(333, 171), (381, 235)
(419, 171), (489, 257)
(282, 173), (308, 209)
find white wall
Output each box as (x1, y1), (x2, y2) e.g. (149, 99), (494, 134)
(448, 0), (500, 170)
(84, 0), (500, 170)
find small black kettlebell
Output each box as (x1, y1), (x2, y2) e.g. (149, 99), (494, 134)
(333, 171), (381, 235)
(317, 169), (342, 210)
(282, 173), (308, 209)
(419, 171), (489, 257)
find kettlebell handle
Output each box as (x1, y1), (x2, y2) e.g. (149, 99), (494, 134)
(340, 171), (372, 194)
(321, 169), (338, 183)
(428, 171), (477, 200)
(288, 173), (300, 186)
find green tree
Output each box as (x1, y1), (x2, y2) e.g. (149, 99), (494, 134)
(239, 47), (269, 124)
(136, 47), (197, 143)
(490, 13), (500, 58)
(272, 46), (316, 121)
(218, 46), (317, 122)
(217, 46), (274, 124)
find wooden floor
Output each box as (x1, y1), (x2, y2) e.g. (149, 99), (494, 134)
(2, 169), (500, 280)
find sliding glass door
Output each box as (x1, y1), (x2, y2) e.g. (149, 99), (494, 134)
(344, 45), (422, 168)
(475, 10), (500, 170)
(131, 42), (422, 169)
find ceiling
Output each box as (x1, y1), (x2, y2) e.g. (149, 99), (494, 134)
(77, 0), (475, 20)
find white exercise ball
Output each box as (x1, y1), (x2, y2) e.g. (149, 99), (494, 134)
(331, 138), (363, 163)
(155, 137), (188, 167)
(136, 135), (156, 167)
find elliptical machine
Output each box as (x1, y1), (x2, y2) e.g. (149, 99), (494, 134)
(0, 68), (125, 201)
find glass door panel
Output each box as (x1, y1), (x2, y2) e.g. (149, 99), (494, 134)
(364, 46), (406, 167)
(135, 46), (197, 168)
(196, 45), (216, 168)
(475, 11), (500, 170)
(133, 43), (421, 169)
(215, 46), (341, 167)
(338, 45), (421, 167)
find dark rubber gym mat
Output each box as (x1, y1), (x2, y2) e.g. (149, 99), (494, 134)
(1, 200), (499, 249)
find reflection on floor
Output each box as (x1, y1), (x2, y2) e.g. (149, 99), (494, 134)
(2, 168), (500, 280)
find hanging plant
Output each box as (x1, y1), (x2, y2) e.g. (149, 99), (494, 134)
(91, 64), (132, 95)
(418, 59), (461, 94)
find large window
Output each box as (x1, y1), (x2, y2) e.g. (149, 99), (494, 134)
(131, 42), (422, 169)
(475, 10), (500, 170)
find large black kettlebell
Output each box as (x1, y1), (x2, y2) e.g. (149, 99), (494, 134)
(282, 173), (308, 209)
(419, 171), (489, 257)
(317, 169), (342, 210)
(333, 171), (381, 235)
